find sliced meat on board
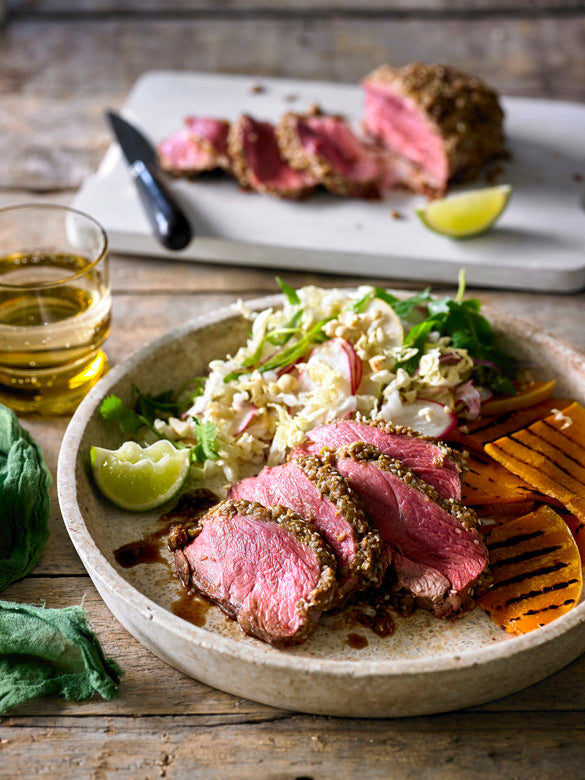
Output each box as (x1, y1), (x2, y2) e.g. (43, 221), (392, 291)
(362, 62), (506, 195)
(321, 442), (487, 618)
(277, 111), (383, 198)
(157, 117), (231, 175)
(292, 418), (464, 501)
(228, 114), (318, 198)
(228, 454), (385, 604)
(169, 499), (337, 647)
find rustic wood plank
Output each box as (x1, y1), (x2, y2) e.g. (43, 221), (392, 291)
(4, 569), (585, 718)
(3, 18), (583, 98)
(8, 0), (585, 15)
(1, 711), (585, 779)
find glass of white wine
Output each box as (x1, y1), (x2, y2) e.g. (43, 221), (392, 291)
(0, 204), (112, 415)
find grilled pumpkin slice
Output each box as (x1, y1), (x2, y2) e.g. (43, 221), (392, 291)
(485, 402), (585, 522)
(480, 380), (556, 417)
(462, 454), (542, 507)
(478, 505), (583, 634)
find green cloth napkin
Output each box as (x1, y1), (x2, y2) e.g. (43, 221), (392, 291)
(0, 404), (122, 713)
(0, 404), (51, 591)
(0, 600), (122, 714)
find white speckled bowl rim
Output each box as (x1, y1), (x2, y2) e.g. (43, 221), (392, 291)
(58, 294), (585, 717)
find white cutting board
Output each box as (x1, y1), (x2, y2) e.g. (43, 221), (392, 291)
(74, 70), (585, 292)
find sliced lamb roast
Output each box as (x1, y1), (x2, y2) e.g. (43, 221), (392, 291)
(157, 117), (231, 176)
(169, 499), (337, 647)
(277, 111), (383, 198)
(292, 418), (464, 501)
(321, 442), (487, 618)
(228, 454), (386, 603)
(362, 62), (506, 195)
(228, 114), (318, 199)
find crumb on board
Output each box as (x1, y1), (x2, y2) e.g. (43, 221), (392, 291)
(249, 83), (266, 94)
(390, 210), (404, 220)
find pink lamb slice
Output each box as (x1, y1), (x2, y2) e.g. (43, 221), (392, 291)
(330, 449), (487, 618)
(228, 459), (385, 602)
(296, 115), (382, 193)
(232, 115), (318, 197)
(292, 420), (463, 501)
(158, 117), (230, 174)
(363, 84), (448, 186)
(180, 502), (335, 647)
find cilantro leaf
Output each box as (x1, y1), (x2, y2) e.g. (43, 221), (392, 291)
(134, 387), (183, 426)
(99, 395), (143, 434)
(191, 418), (219, 463)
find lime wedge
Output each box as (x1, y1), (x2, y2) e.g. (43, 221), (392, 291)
(90, 440), (190, 512)
(416, 184), (512, 238)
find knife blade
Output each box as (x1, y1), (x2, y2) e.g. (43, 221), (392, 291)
(106, 111), (192, 251)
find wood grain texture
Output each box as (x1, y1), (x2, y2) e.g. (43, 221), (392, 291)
(8, 0), (585, 15)
(1, 711), (585, 779)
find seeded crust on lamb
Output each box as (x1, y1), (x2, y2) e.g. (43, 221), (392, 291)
(320, 441), (487, 619)
(169, 499), (337, 647)
(157, 117), (231, 177)
(362, 62), (506, 195)
(228, 114), (318, 199)
(292, 416), (467, 501)
(276, 110), (383, 198)
(228, 454), (386, 604)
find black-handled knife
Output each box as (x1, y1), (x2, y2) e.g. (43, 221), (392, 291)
(106, 111), (192, 251)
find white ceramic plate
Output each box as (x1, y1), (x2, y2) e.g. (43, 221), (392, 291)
(58, 295), (585, 717)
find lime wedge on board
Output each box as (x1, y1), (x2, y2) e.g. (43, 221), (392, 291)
(416, 185), (512, 239)
(90, 440), (190, 512)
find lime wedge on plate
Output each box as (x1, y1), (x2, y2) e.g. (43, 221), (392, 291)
(416, 184), (512, 238)
(90, 440), (190, 511)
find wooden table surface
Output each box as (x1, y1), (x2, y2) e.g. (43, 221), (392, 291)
(2, 2), (585, 777)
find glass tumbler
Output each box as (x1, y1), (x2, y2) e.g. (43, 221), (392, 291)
(0, 204), (111, 415)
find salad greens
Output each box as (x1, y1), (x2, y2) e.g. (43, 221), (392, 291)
(352, 272), (515, 395)
(99, 388), (219, 461)
(229, 272), (516, 396)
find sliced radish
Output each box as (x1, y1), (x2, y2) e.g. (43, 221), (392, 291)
(454, 380), (482, 420)
(229, 401), (258, 435)
(378, 398), (457, 439)
(338, 339), (362, 393)
(298, 338), (361, 396)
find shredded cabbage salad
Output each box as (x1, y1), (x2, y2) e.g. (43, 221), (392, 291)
(146, 277), (517, 495)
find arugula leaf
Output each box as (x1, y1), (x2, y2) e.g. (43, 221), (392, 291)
(100, 395), (143, 434)
(391, 275), (517, 395)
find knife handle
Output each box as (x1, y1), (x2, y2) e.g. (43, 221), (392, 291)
(130, 160), (192, 250)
